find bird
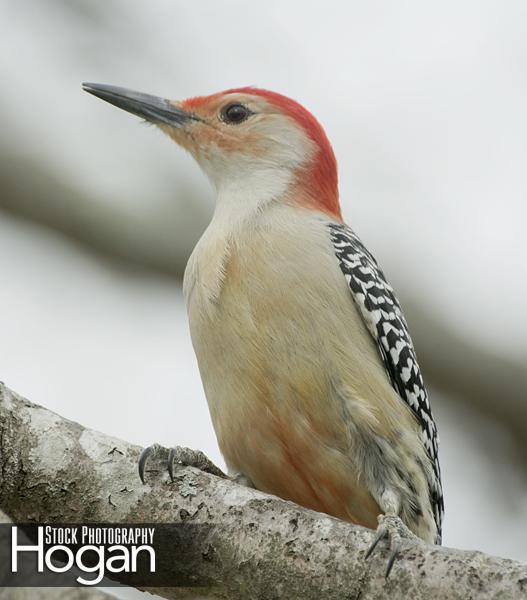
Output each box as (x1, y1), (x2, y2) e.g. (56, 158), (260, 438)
(82, 82), (444, 574)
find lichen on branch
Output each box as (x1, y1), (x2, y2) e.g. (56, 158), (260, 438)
(0, 383), (525, 599)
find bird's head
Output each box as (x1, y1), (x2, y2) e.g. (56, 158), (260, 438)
(82, 83), (340, 220)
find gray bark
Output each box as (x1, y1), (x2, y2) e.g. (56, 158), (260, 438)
(0, 587), (116, 600)
(1, 382), (525, 600)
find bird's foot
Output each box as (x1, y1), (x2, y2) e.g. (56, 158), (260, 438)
(365, 514), (415, 578)
(138, 444), (227, 484)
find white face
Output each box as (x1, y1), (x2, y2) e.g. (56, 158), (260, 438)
(160, 93), (317, 200)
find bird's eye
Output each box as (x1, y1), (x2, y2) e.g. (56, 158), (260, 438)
(221, 103), (250, 124)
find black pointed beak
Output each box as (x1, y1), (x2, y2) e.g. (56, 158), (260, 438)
(82, 83), (195, 127)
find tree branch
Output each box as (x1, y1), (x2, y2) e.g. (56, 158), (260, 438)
(0, 383), (525, 599)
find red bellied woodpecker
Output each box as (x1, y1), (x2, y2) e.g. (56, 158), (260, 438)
(83, 83), (444, 574)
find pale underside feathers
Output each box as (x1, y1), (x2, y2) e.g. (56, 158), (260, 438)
(329, 223), (444, 540)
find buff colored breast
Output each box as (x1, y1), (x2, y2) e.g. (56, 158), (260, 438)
(184, 203), (418, 528)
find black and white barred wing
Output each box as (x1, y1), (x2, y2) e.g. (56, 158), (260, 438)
(329, 223), (444, 540)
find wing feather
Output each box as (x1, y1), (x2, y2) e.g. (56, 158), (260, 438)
(329, 223), (444, 539)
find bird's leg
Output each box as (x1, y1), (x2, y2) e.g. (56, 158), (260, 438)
(138, 444), (227, 484)
(365, 491), (416, 577)
(365, 514), (410, 577)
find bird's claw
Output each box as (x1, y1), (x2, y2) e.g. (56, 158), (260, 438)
(365, 515), (412, 578)
(138, 443), (165, 484)
(138, 444), (227, 484)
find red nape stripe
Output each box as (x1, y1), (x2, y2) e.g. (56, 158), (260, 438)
(185, 87), (341, 220)
(230, 87), (341, 220)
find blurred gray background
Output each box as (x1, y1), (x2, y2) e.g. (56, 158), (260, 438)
(1, 1), (526, 591)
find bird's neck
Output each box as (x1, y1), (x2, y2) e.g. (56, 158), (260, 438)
(184, 167), (341, 311)
(183, 168), (293, 310)
(212, 166), (294, 232)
